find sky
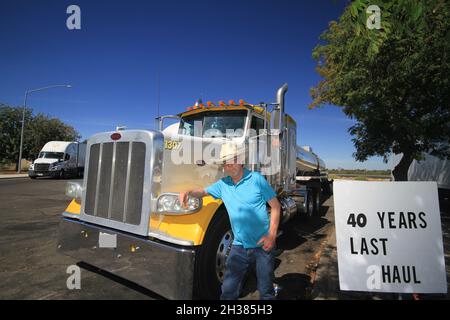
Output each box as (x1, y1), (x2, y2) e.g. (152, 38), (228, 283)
(0, 0), (391, 170)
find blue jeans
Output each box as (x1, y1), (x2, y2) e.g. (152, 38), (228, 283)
(220, 245), (275, 300)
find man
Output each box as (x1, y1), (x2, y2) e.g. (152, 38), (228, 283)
(179, 143), (281, 300)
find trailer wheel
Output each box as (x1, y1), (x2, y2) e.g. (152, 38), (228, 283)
(314, 189), (321, 216)
(306, 189), (315, 219)
(194, 207), (232, 299)
(322, 180), (333, 196)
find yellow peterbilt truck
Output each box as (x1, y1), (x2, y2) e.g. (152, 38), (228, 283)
(57, 84), (329, 299)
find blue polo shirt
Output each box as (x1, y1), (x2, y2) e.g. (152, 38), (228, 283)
(205, 169), (277, 249)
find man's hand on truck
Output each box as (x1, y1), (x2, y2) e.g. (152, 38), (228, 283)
(179, 188), (207, 208)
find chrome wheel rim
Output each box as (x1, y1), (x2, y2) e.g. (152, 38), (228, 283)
(307, 193), (314, 218)
(216, 230), (233, 282)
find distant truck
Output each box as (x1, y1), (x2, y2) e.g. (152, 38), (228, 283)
(28, 141), (86, 179)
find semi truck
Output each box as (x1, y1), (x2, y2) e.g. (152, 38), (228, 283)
(57, 84), (331, 299)
(28, 141), (86, 179)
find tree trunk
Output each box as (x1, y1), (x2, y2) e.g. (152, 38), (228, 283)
(392, 153), (413, 181)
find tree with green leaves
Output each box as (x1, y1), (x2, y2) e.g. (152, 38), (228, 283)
(0, 105), (33, 166)
(310, 0), (450, 181)
(0, 105), (80, 169)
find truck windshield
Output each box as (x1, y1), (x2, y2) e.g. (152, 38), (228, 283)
(178, 110), (247, 137)
(39, 152), (64, 160)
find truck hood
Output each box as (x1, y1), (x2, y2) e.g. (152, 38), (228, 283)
(33, 158), (60, 165)
(161, 135), (226, 192)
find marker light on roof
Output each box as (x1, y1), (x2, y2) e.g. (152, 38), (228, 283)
(229, 99), (236, 106)
(219, 101), (226, 106)
(239, 99), (246, 105)
(111, 133), (121, 140)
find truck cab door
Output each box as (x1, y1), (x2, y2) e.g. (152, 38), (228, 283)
(249, 115), (265, 172)
(64, 153), (73, 169)
(65, 144), (77, 170)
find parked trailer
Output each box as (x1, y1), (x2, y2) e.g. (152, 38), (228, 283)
(391, 152), (450, 213)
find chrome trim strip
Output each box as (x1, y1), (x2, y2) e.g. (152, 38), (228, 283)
(123, 141), (133, 223)
(107, 142), (117, 219)
(148, 231), (194, 246)
(93, 143), (103, 217)
(62, 212), (80, 219)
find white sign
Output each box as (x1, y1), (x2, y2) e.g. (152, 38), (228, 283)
(334, 181), (447, 293)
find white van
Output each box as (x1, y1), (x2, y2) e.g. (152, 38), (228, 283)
(28, 141), (86, 179)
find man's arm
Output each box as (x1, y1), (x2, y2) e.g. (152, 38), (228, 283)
(258, 197), (281, 251)
(179, 188), (207, 208)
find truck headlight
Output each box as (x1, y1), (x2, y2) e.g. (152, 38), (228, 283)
(156, 193), (201, 215)
(65, 182), (83, 201)
(29, 163), (34, 170)
(50, 163), (61, 171)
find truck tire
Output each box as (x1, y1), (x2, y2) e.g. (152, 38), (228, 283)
(194, 207), (232, 299)
(322, 180), (333, 196)
(314, 188), (321, 217)
(306, 189), (315, 219)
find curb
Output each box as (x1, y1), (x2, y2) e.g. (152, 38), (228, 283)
(0, 174), (29, 179)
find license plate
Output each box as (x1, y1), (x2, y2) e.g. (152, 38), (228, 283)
(37, 173), (43, 176)
(99, 232), (117, 248)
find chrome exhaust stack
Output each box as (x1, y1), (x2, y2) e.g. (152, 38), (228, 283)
(272, 83), (288, 191)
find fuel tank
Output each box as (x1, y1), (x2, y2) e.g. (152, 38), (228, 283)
(296, 146), (326, 172)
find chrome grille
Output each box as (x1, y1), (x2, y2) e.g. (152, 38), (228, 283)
(84, 141), (145, 226)
(34, 163), (50, 172)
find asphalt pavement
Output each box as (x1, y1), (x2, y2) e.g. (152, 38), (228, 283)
(2, 175), (448, 300)
(0, 176), (333, 300)
(0, 177), (157, 299)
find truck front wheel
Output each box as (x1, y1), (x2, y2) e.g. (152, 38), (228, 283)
(194, 207), (232, 299)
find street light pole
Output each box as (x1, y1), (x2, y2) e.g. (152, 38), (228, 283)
(17, 84), (72, 173)
(17, 92), (29, 173)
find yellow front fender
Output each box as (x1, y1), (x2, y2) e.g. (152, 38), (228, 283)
(65, 199), (81, 214)
(63, 196), (222, 246)
(150, 196), (222, 245)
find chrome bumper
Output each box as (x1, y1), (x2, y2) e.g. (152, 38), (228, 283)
(28, 170), (56, 177)
(57, 217), (195, 300)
